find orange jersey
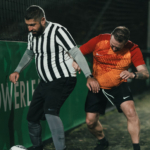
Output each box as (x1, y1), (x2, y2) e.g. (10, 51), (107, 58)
(80, 34), (145, 89)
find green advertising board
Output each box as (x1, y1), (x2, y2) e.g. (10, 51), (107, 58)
(0, 41), (89, 150)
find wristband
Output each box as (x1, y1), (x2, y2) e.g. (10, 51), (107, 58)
(133, 72), (137, 79)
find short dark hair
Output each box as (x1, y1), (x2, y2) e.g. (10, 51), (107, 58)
(111, 26), (130, 43)
(24, 5), (45, 21)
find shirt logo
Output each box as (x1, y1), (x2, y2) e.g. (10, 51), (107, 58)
(123, 96), (130, 99)
(96, 53), (103, 56)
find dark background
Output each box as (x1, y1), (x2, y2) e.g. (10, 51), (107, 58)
(0, 0), (149, 95)
(0, 0), (148, 49)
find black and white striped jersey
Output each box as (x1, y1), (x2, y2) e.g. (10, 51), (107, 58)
(27, 21), (77, 82)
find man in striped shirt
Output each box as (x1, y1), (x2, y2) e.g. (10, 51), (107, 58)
(9, 5), (100, 150)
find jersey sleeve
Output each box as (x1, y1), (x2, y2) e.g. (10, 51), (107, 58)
(129, 42), (145, 67)
(56, 27), (77, 51)
(80, 35), (101, 55)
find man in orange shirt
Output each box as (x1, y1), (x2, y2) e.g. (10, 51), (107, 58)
(73, 26), (149, 150)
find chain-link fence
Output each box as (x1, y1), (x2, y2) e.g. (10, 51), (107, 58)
(0, 0), (148, 49)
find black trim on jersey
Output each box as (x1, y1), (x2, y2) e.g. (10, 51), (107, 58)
(35, 37), (39, 53)
(29, 34), (32, 49)
(31, 36), (34, 51)
(40, 34), (49, 82)
(55, 41), (65, 77)
(63, 50), (71, 77)
(35, 37), (42, 80)
(61, 27), (76, 46)
(47, 24), (56, 80)
(56, 29), (71, 51)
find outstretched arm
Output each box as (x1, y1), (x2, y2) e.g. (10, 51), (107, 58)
(9, 49), (34, 84)
(69, 46), (91, 77)
(69, 46), (100, 93)
(14, 49), (34, 73)
(134, 64), (149, 79)
(56, 27), (100, 93)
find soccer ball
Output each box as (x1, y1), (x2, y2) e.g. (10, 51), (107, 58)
(10, 145), (28, 150)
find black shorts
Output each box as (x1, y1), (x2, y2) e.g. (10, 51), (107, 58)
(85, 82), (133, 114)
(27, 77), (77, 122)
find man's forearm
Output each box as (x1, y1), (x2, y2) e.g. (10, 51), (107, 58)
(69, 46), (92, 77)
(135, 70), (149, 79)
(14, 49), (34, 73)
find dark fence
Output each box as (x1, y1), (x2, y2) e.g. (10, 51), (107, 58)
(0, 0), (148, 49)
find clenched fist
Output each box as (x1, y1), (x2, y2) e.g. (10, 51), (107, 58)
(120, 70), (135, 80)
(9, 72), (20, 84)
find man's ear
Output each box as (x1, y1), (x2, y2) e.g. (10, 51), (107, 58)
(41, 17), (46, 26)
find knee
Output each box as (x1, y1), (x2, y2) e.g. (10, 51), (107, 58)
(86, 118), (97, 129)
(125, 108), (138, 121)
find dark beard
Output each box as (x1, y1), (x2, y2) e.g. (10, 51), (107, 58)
(31, 25), (44, 37)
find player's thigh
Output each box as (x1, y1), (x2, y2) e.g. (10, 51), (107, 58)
(121, 100), (137, 119)
(106, 82), (134, 113)
(58, 77), (77, 107)
(43, 77), (77, 115)
(85, 90), (107, 115)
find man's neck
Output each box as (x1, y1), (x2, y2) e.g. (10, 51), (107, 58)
(41, 21), (49, 35)
(45, 21), (49, 29)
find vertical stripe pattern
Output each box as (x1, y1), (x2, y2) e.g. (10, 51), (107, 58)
(27, 22), (76, 82)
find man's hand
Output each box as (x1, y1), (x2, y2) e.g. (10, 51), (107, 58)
(86, 77), (100, 93)
(9, 72), (20, 84)
(120, 70), (135, 80)
(72, 61), (81, 74)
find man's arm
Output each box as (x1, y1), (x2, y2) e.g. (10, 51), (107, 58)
(134, 64), (149, 79)
(120, 64), (149, 80)
(14, 49), (34, 73)
(121, 42), (149, 80)
(69, 46), (100, 93)
(56, 27), (100, 93)
(69, 46), (91, 77)
(9, 49), (34, 84)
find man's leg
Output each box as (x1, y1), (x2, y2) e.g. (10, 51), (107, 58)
(121, 101), (140, 150)
(28, 121), (43, 150)
(43, 77), (76, 150)
(86, 112), (104, 139)
(45, 114), (66, 150)
(27, 81), (44, 150)
(86, 112), (108, 150)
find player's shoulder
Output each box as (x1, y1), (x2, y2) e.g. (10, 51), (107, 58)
(125, 40), (134, 48)
(50, 21), (67, 30)
(125, 40), (139, 51)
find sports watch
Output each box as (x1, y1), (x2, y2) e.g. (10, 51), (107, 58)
(133, 72), (137, 79)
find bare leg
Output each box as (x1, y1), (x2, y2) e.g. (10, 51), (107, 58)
(121, 101), (140, 143)
(86, 112), (105, 140)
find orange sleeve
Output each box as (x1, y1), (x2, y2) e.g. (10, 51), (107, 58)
(80, 35), (101, 55)
(128, 41), (145, 67)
